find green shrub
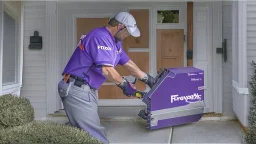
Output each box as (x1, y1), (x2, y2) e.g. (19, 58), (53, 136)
(245, 61), (256, 144)
(0, 94), (34, 129)
(0, 120), (103, 144)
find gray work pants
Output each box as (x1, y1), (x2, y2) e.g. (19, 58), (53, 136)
(58, 78), (108, 144)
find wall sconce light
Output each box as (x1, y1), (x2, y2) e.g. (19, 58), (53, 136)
(29, 31), (42, 49)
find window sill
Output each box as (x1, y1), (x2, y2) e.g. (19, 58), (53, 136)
(232, 80), (249, 95)
(2, 83), (21, 95)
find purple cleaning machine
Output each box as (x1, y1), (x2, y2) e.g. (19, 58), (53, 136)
(134, 66), (205, 130)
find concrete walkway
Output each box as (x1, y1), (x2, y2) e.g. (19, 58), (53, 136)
(47, 110), (245, 144)
(101, 119), (172, 144)
(47, 115), (172, 144)
(171, 120), (244, 144)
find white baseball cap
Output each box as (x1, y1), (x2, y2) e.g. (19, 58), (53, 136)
(114, 12), (140, 37)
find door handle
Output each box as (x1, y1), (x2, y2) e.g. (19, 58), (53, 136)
(216, 39), (227, 62)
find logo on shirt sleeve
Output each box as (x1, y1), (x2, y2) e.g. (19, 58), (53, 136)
(77, 34), (86, 51)
(98, 45), (112, 51)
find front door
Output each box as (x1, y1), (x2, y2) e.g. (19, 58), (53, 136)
(76, 10), (149, 100)
(157, 29), (185, 70)
(155, 2), (216, 114)
(75, 10), (150, 101)
(76, 18), (109, 43)
(76, 18), (130, 99)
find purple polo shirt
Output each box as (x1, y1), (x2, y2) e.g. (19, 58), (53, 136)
(62, 27), (130, 89)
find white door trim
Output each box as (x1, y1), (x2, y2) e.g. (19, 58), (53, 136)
(46, 1), (58, 114)
(231, 1), (249, 126)
(50, 1), (218, 111)
(212, 1), (223, 113)
(237, 1), (248, 89)
(152, 3), (187, 71)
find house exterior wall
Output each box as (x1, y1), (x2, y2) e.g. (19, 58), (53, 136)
(246, 0), (256, 125)
(21, 1), (235, 119)
(222, 1), (235, 117)
(20, 1), (47, 118)
(247, 2), (256, 86)
(231, 1), (249, 126)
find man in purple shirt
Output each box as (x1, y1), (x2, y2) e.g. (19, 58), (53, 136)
(58, 12), (155, 144)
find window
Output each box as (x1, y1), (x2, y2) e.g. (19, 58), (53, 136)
(157, 10), (179, 24)
(2, 10), (18, 85)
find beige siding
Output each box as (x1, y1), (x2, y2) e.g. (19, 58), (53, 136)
(222, 1), (235, 116)
(20, 1), (47, 118)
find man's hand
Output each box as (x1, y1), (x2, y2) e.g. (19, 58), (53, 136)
(123, 60), (156, 88)
(123, 60), (146, 79)
(117, 78), (137, 96)
(101, 65), (137, 96)
(139, 73), (156, 88)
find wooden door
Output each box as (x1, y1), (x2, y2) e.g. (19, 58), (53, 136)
(157, 29), (184, 71)
(76, 18), (109, 43)
(99, 10), (149, 99)
(76, 18), (127, 99)
(76, 11), (149, 100)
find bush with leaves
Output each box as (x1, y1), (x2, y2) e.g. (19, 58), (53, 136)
(245, 61), (256, 144)
(0, 94), (34, 129)
(0, 94), (103, 144)
(0, 120), (102, 144)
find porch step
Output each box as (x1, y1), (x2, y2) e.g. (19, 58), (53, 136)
(54, 106), (146, 119)
(53, 106), (237, 121)
(98, 106), (146, 118)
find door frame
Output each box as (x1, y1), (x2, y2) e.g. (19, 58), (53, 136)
(153, 4), (187, 74)
(69, 3), (187, 107)
(212, 1), (223, 113)
(71, 9), (147, 106)
(232, 1), (249, 127)
(47, 1), (223, 113)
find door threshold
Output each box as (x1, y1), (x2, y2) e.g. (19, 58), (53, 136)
(98, 99), (146, 107)
(53, 105), (146, 118)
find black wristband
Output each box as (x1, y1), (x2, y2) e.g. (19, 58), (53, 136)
(117, 77), (126, 87)
(139, 74), (148, 83)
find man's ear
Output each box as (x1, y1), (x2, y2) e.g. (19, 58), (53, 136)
(116, 24), (122, 33)
(117, 23), (125, 30)
(117, 24), (122, 30)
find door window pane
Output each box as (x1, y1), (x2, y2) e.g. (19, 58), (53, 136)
(157, 10), (179, 23)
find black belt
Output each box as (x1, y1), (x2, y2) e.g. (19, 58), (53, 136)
(63, 74), (95, 90)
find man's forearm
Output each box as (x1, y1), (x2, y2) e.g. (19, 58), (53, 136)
(123, 60), (156, 88)
(102, 65), (123, 85)
(123, 60), (146, 79)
